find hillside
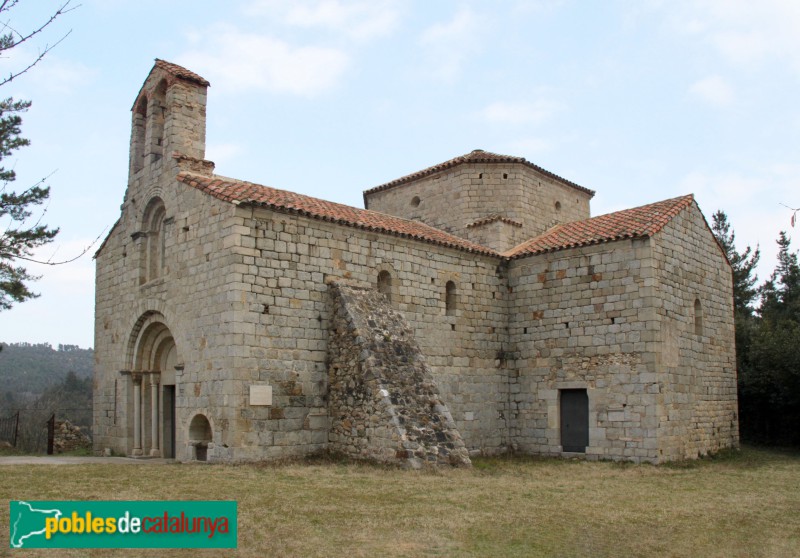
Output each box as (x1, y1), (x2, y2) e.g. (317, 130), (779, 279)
(0, 343), (93, 403)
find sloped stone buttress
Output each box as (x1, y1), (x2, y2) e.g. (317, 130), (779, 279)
(327, 282), (471, 468)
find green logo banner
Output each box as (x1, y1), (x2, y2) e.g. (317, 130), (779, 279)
(9, 500), (237, 549)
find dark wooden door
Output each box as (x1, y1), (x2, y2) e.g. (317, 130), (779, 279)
(561, 389), (589, 452)
(163, 385), (176, 459)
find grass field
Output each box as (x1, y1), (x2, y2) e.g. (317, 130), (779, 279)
(1, 446), (798, 557)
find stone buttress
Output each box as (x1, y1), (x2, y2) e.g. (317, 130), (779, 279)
(327, 282), (471, 468)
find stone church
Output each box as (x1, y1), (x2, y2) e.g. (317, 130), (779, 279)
(93, 60), (739, 466)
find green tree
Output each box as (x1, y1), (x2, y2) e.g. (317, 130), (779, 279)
(0, 99), (59, 309)
(711, 210), (761, 315)
(711, 210), (761, 381)
(760, 231), (800, 323)
(743, 232), (800, 445)
(0, 1), (74, 310)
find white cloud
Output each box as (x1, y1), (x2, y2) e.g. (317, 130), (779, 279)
(177, 25), (349, 97)
(679, 170), (762, 207)
(480, 100), (564, 125)
(418, 8), (481, 81)
(503, 137), (553, 155)
(206, 143), (243, 166)
(656, 0), (800, 72)
(689, 75), (734, 107)
(2, 46), (96, 94)
(677, 167), (800, 282)
(244, 0), (402, 41)
(0, 236), (98, 347)
(511, 0), (566, 15)
(420, 8), (477, 44)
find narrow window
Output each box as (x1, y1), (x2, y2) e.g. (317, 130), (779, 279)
(445, 280), (457, 316)
(411, 196), (421, 207)
(141, 197), (167, 283)
(694, 298), (703, 336)
(148, 206), (166, 280)
(148, 80), (168, 164)
(378, 270), (392, 302)
(131, 96), (147, 174)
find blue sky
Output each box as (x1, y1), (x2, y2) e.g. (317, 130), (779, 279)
(1, 0), (798, 349)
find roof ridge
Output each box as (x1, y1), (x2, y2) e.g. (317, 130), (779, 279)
(363, 149), (594, 198)
(503, 194), (695, 258)
(176, 171), (500, 257)
(154, 59), (210, 87)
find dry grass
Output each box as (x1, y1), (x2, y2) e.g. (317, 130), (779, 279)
(1, 446), (798, 557)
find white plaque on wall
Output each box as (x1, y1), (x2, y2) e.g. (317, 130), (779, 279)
(249, 385), (273, 406)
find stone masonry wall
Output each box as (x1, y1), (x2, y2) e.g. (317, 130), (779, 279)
(364, 164), (591, 252)
(327, 282), (471, 467)
(651, 204), (739, 460)
(96, 169), (510, 462)
(95, 64), (241, 460)
(94, 167), (246, 460)
(507, 239), (662, 463)
(224, 204), (509, 460)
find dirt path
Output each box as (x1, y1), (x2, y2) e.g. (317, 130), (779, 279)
(0, 455), (172, 465)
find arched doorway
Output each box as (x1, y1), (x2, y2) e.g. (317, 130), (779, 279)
(126, 312), (180, 458)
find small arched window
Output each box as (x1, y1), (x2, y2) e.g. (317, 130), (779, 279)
(694, 298), (703, 336)
(445, 281), (457, 316)
(377, 270), (392, 303)
(141, 197), (167, 283)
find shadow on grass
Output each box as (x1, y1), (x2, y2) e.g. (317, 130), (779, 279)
(657, 444), (799, 470)
(468, 444), (800, 474)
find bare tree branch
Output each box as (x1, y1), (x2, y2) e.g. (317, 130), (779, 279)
(3, 224), (107, 265)
(780, 203), (799, 228)
(0, 1), (79, 87)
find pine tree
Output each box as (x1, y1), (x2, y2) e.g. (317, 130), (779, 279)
(711, 210), (760, 379)
(711, 210), (760, 315)
(0, 99), (59, 310)
(0, 1), (76, 310)
(760, 232), (800, 323)
(747, 232), (800, 445)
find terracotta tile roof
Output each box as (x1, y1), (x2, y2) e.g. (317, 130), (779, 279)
(364, 149), (594, 197)
(466, 214), (523, 228)
(504, 194), (695, 258)
(154, 59), (210, 87)
(177, 172), (498, 256)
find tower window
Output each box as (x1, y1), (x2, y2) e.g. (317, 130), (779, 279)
(148, 80), (168, 164)
(131, 96), (148, 174)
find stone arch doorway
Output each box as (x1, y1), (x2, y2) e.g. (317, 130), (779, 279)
(188, 414), (212, 462)
(126, 312), (181, 458)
